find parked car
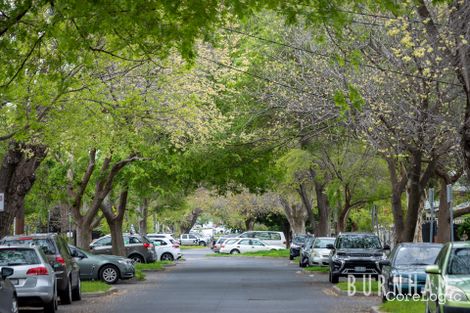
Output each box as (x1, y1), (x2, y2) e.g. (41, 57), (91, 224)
(328, 232), (390, 283)
(179, 234), (205, 246)
(0, 246), (57, 313)
(1, 233), (81, 304)
(151, 238), (182, 261)
(0, 267), (18, 313)
(289, 235), (308, 260)
(299, 236), (315, 268)
(309, 237), (336, 266)
(219, 238), (282, 254)
(238, 231), (287, 248)
(381, 242), (442, 300)
(425, 242), (470, 312)
(69, 245), (135, 284)
(213, 236), (238, 253)
(89, 234), (157, 263)
(147, 233), (178, 244)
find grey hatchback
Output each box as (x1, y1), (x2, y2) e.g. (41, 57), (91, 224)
(69, 245), (134, 284)
(0, 267), (18, 313)
(90, 234), (156, 263)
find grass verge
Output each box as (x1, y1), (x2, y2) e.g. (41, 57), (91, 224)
(380, 300), (426, 313)
(180, 245), (208, 250)
(81, 281), (111, 293)
(336, 280), (379, 293)
(304, 266), (329, 273)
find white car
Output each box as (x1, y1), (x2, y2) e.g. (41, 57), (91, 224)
(219, 238), (283, 254)
(151, 238), (182, 261)
(147, 233), (176, 242)
(238, 231), (287, 248)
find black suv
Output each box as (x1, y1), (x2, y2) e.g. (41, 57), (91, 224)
(328, 233), (389, 283)
(1, 233), (81, 304)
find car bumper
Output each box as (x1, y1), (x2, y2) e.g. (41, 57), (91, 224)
(443, 303), (470, 313)
(312, 256), (330, 266)
(331, 259), (382, 276)
(17, 286), (54, 305)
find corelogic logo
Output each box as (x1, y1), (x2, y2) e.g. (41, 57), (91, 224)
(346, 275), (465, 303)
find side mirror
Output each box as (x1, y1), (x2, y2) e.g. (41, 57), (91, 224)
(326, 244), (335, 250)
(383, 244), (391, 250)
(1, 267), (14, 280)
(425, 265), (442, 275)
(380, 260), (391, 266)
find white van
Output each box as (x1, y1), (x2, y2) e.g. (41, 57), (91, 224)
(238, 231), (287, 248)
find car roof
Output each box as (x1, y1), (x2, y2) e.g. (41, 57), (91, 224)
(396, 242), (443, 248)
(338, 232), (377, 236)
(449, 241), (470, 248)
(315, 237), (336, 240)
(0, 245), (41, 251)
(2, 233), (57, 239)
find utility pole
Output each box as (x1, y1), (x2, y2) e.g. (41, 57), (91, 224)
(429, 188), (435, 243)
(447, 185), (454, 242)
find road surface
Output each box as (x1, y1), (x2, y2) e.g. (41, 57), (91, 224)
(47, 248), (380, 313)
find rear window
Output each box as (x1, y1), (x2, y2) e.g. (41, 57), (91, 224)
(225, 239), (238, 245)
(1, 238), (56, 254)
(0, 248), (41, 266)
(314, 239), (335, 249)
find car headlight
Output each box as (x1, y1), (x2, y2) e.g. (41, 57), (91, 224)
(446, 285), (469, 302)
(118, 259), (133, 265)
(392, 276), (413, 284)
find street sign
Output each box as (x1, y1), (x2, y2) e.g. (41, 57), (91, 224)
(0, 193), (4, 212)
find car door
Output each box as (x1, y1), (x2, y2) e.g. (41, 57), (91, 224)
(70, 246), (95, 280)
(180, 235), (190, 245)
(427, 245), (448, 304)
(91, 237), (112, 255)
(237, 239), (251, 253)
(188, 235), (198, 245)
(251, 240), (268, 252)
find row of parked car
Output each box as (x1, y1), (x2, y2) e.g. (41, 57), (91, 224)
(292, 232), (470, 312)
(0, 232), (182, 313)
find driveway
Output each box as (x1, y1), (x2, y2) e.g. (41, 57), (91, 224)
(51, 248), (379, 313)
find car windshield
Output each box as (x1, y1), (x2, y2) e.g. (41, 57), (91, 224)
(293, 236), (307, 245)
(448, 248), (470, 275)
(314, 239), (335, 249)
(1, 238), (56, 254)
(394, 246), (442, 266)
(337, 235), (381, 249)
(0, 248), (41, 266)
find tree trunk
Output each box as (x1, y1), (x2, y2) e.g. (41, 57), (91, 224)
(0, 143), (47, 238)
(403, 152), (422, 242)
(386, 157), (406, 242)
(279, 196), (307, 235)
(314, 181), (329, 236)
(298, 183), (316, 231)
(109, 219), (126, 256)
(138, 198), (148, 235)
(15, 205), (24, 235)
(245, 217), (255, 231)
(436, 175), (451, 243)
(336, 185), (352, 233)
(101, 188), (128, 257)
(76, 220), (93, 250)
(179, 208), (202, 234)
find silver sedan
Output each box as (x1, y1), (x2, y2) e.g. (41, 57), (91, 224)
(0, 246), (58, 313)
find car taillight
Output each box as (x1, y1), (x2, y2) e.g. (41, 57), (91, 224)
(172, 244), (179, 248)
(55, 256), (65, 265)
(143, 243), (152, 249)
(27, 266), (49, 276)
(221, 245), (225, 248)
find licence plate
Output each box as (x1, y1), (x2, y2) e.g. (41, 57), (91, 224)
(355, 267), (366, 272)
(9, 279), (19, 285)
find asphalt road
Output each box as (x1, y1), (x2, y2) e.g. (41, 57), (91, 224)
(41, 248), (379, 313)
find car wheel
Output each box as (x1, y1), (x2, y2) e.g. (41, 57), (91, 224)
(300, 257), (308, 268)
(100, 265), (119, 284)
(161, 253), (174, 261)
(230, 249), (240, 254)
(12, 294), (18, 313)
(289, 255), (294, 260)
(60, 278), (73, 304)
(329, 271), (339, 284)
(72, 278), (81, 301)
(130, 254), (144, 263)
(199, 241), (206, 246)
